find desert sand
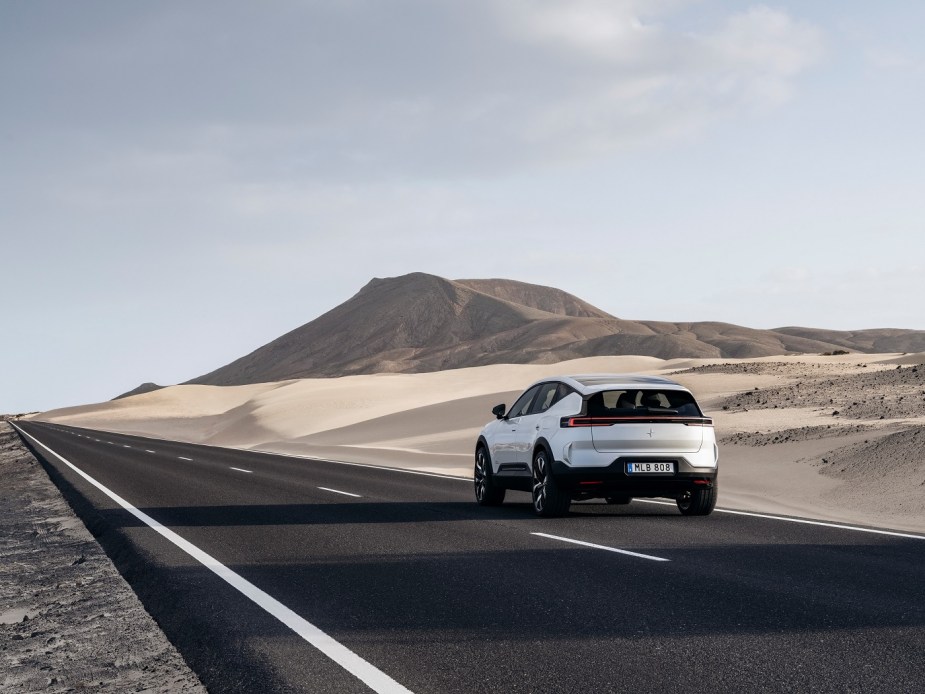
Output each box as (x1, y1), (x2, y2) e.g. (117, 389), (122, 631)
(34, 353), (925, 534)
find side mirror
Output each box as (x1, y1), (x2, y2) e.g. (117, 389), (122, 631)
(492, 403), (506, 419)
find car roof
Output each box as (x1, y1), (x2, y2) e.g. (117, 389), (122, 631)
(527, 373), (689, 395)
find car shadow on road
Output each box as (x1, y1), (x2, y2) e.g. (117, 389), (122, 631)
(126, 500), (532, 526)
(94, 498), (683, 528)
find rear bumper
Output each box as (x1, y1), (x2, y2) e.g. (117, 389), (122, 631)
(552, 458), (716, 498)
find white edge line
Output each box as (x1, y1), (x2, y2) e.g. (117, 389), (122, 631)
(145, 450), (156, 454)
(230, 467), (253, 474)
(11, 423), (413, 694)
(178, 456), (193, 461)
(29, 422), (925, 540)
(531, 532), (669, 562)
(318, 487), (362, 498)
(633, 499), (925, 541)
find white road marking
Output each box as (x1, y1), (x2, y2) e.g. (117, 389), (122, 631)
(145, 450), (156, 454)
(318, 487), (362, 498)
(50, 427), (468, 482)
(531, 532), (670, 562)
(230, 467), (253, 474)
(11, 423), (413, 694)
(178, 456), (193, 461)
(123, 445), (132, 448)
(633, 499), (925, 541)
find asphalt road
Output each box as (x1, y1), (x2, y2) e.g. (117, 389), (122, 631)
(14, 420), (925, 693)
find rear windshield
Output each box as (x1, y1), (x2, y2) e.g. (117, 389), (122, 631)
(586, 389), (702, 417)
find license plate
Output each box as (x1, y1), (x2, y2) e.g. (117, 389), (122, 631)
(626, 462), (675, 474)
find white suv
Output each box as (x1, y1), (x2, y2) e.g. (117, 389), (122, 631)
(474, 375), (718, 517)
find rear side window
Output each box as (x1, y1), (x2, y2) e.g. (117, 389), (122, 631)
(530, 383), (560, 414)
(587, 390), (701, 417)
(532, 382), (578, 414)
(555, 382), (575, 404)
(508, 385), (541, 418)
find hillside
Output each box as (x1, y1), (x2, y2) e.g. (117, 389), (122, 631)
(114, 382), (165, 400)
(180, 273), (925, 387)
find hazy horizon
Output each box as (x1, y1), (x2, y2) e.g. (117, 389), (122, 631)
(2, 1), (923, 412)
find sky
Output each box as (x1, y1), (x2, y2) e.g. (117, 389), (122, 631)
(2, 1), (923, 413)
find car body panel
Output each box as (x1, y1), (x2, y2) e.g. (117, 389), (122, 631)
(590, 421), (703, 453)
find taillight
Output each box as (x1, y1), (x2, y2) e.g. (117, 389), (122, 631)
(561, 416), (713, 427)
(561, 416), (595, 427)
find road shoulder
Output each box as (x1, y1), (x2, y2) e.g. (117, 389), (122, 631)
(0, 422), (205, 693)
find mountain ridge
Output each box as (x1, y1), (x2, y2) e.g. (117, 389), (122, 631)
(170, 272), (925, 388)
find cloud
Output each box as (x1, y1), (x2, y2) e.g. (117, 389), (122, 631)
(464, 2), (825, 158)
(2, 2), (824, 183)
(498, 0), (655, 60)
(704, 6), (825, 105)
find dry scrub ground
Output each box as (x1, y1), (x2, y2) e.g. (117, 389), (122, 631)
(0, 423), (204, 693)
(672, 359), (925, 530)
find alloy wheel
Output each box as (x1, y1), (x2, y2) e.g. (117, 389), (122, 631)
(475, 448), (488, 502)
(532, 453), (548, 513)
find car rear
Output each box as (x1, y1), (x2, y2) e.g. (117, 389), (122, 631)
(553, 384), (718, 506)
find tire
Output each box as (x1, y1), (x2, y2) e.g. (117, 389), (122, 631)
(532, 449), (571, 517)
(474, 446), (505, 506)
(677, 485), (717, 516)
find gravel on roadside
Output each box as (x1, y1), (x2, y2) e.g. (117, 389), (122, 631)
(0, 422), (206, 693)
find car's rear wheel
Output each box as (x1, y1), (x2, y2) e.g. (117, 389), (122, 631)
(532, 449), (570, 517)
(474, 446), (505, 506)
(676, 485), (717, 516)
(606, 494), (632, 505)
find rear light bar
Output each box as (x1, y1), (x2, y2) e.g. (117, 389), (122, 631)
(560, 416), (713, 428)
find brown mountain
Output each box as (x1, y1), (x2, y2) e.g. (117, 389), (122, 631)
(114, 382), (165, 400)
(183, 272), (925, 386)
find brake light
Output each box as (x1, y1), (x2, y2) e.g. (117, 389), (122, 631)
(560, 416), (596, 427)
(561, 416), (713, 427)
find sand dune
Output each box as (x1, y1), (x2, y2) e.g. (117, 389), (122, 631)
(35, 353), (925, 534)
